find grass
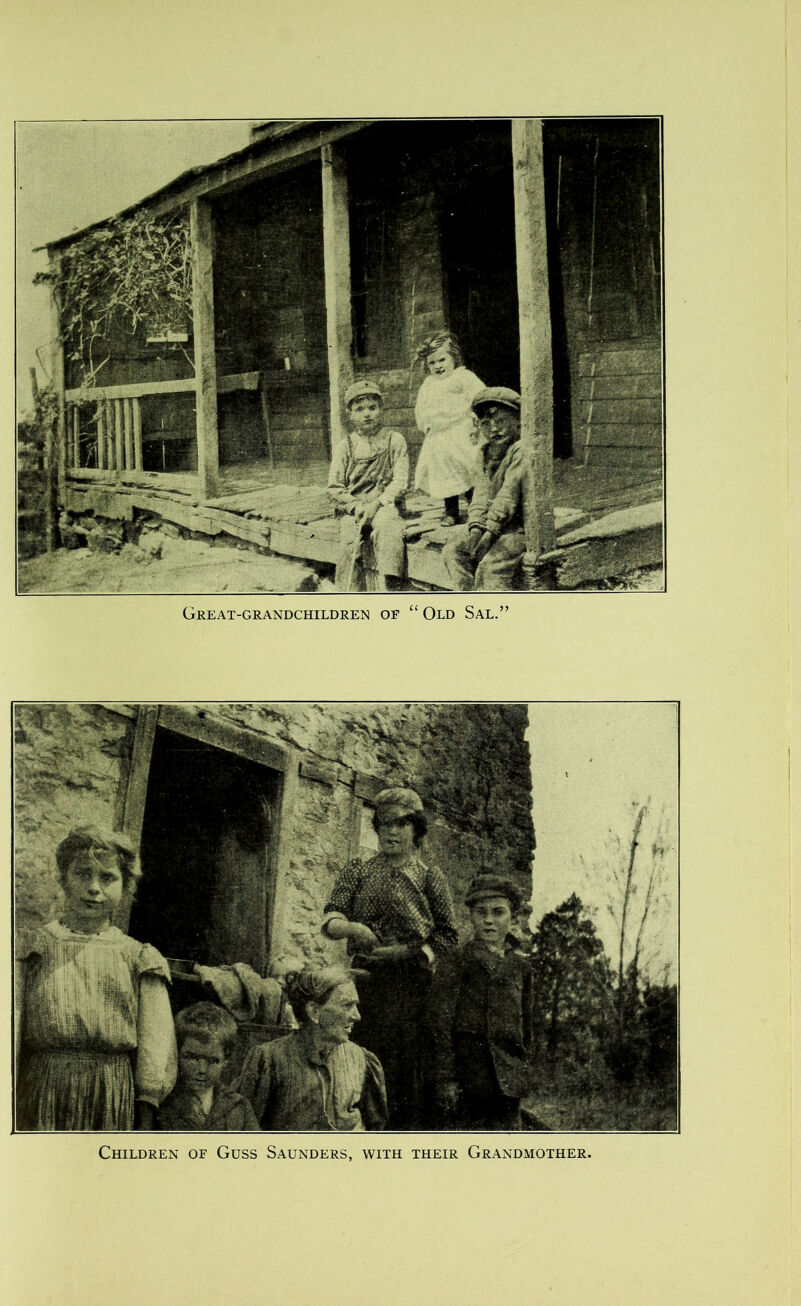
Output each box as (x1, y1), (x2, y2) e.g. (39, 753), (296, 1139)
(524, 1075), (678, 1133)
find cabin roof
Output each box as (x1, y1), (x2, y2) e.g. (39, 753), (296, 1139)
(35, 119), (356, 253)
(37, 115), (658, 254)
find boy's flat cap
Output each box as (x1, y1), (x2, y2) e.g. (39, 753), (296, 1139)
(465, 874), (525, 910)
(344, 378), (383, 406)
(471, 386), (521, 416)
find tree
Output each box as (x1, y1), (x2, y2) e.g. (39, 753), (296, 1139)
(577, 799), (676, 1081)
(529, 893), (614, 1071)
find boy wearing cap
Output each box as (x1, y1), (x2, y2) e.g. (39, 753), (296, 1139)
(429, 874), (533, 1130)
(328, 379), (410, 590)
(441, 387), (527, 591)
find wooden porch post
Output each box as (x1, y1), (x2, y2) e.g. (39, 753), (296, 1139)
(47, 254), (66, 550)
(512, 119), (556, 578)
(321, 143), (354, 450)
(190, 198), (220, 498)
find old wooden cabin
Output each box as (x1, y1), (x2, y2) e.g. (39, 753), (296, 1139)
(42, 119), (664, 589)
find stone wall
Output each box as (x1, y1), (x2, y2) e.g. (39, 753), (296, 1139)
(17, 416), (47, 560)
(13, 704), (136, 926)
(13, 703), (534, 964)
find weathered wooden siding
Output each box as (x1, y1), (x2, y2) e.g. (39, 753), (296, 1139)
(213, 168), (329, 468)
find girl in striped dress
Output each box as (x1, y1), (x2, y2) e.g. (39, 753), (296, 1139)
(15, 827), (177, 1132)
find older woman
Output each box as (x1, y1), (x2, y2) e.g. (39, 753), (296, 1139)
(237, 966), (387, 1131)
(322, 787), (458, 1128)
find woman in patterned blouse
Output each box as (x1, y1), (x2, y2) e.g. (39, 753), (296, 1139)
(322, 787), (458, 1128)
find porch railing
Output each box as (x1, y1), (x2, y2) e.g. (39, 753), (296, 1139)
(63, 372), (260, 479)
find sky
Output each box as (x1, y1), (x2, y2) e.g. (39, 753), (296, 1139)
(527, 702), (678, 980)
(16, 120), (259, 413)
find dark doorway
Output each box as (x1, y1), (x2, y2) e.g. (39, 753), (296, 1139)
(440, 170), (520, 392)
(129, 728), (279, 971)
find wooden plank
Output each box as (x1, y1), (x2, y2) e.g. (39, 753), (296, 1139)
(112, 705), (160, 932)
(119, 470), (199, 497)
(512, 118), (555, 562)
(575, 373), (663, 400)
(258, 388), (276, 470)
(71, 405), (80, 468)
(132, 398), (143, 470)
(205, 488), (279, 511)
(66, 377), (197, 402)
(48, 252), (65, 549)
(114, 399), (124, 473)
(405, 541), (452, 590)
(118, 705), (160, 839)
(158, 706), (290, 775)
(546, 522), (664, 589)
(547, 499), (663, 546)
(129, 495), (221, 536)
(66, 468), (117, 482)
(123, 398), (134, 469)
(96, 404), (106, 470)
(583, 424), (664, 448)
(321, 142), (354, 454)
(63, 487), (134, 519)
(579, 398), (662, 425)
(299, 757), (343, 786)
(578, 349), (661, 377)
(190, 198), (220, 498)
(65, 372), (258, 403)
(202, 506), (271, 547)
(104, 399), (115, 469)
(266, 746), (300, 964)
(217, 370), (260, 394)
(268, 522), (339, 565)
(353, 773), (387, 802)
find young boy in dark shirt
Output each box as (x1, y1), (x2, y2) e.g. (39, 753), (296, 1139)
(157, 1002), (259, 1131)
(429, 874), (533, 1130)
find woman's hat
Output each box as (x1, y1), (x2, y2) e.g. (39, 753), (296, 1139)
(471, 386), (521, 417)
(344, 379), (383, 407)
(465, 874), (525, 911)
(373, 786), (425, 822)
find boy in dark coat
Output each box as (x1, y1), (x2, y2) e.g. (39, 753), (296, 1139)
(441, 388), (526, 591)
(157, 1002), (259, 1132)
(429, 874), (532, 1130)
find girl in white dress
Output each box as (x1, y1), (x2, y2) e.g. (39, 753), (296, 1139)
(413, 332), (484, 525)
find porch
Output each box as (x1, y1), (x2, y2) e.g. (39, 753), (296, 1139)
(60, 453), (663, 591)
(48, 117), (664, 590)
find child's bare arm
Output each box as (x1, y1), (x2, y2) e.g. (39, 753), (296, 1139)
(135, 974), (177, 1115)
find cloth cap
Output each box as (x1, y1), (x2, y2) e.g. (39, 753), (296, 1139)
(465, 874), (524, 911)
(344, 379), (383, 407)
(373, 786), (425, 822)
(471, 386), (521, 417)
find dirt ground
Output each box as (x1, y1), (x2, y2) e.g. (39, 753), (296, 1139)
(18, 535), (664, 596)
(18, 535), (329, 595)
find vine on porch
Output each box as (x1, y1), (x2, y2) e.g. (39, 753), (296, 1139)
(34, 210), (193, 389)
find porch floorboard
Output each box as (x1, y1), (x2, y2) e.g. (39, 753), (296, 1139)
(63, 455), (664, 590)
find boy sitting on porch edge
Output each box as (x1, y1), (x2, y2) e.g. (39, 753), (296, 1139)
(441, 387), (527, 592)
(328, 379), (409, 591)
